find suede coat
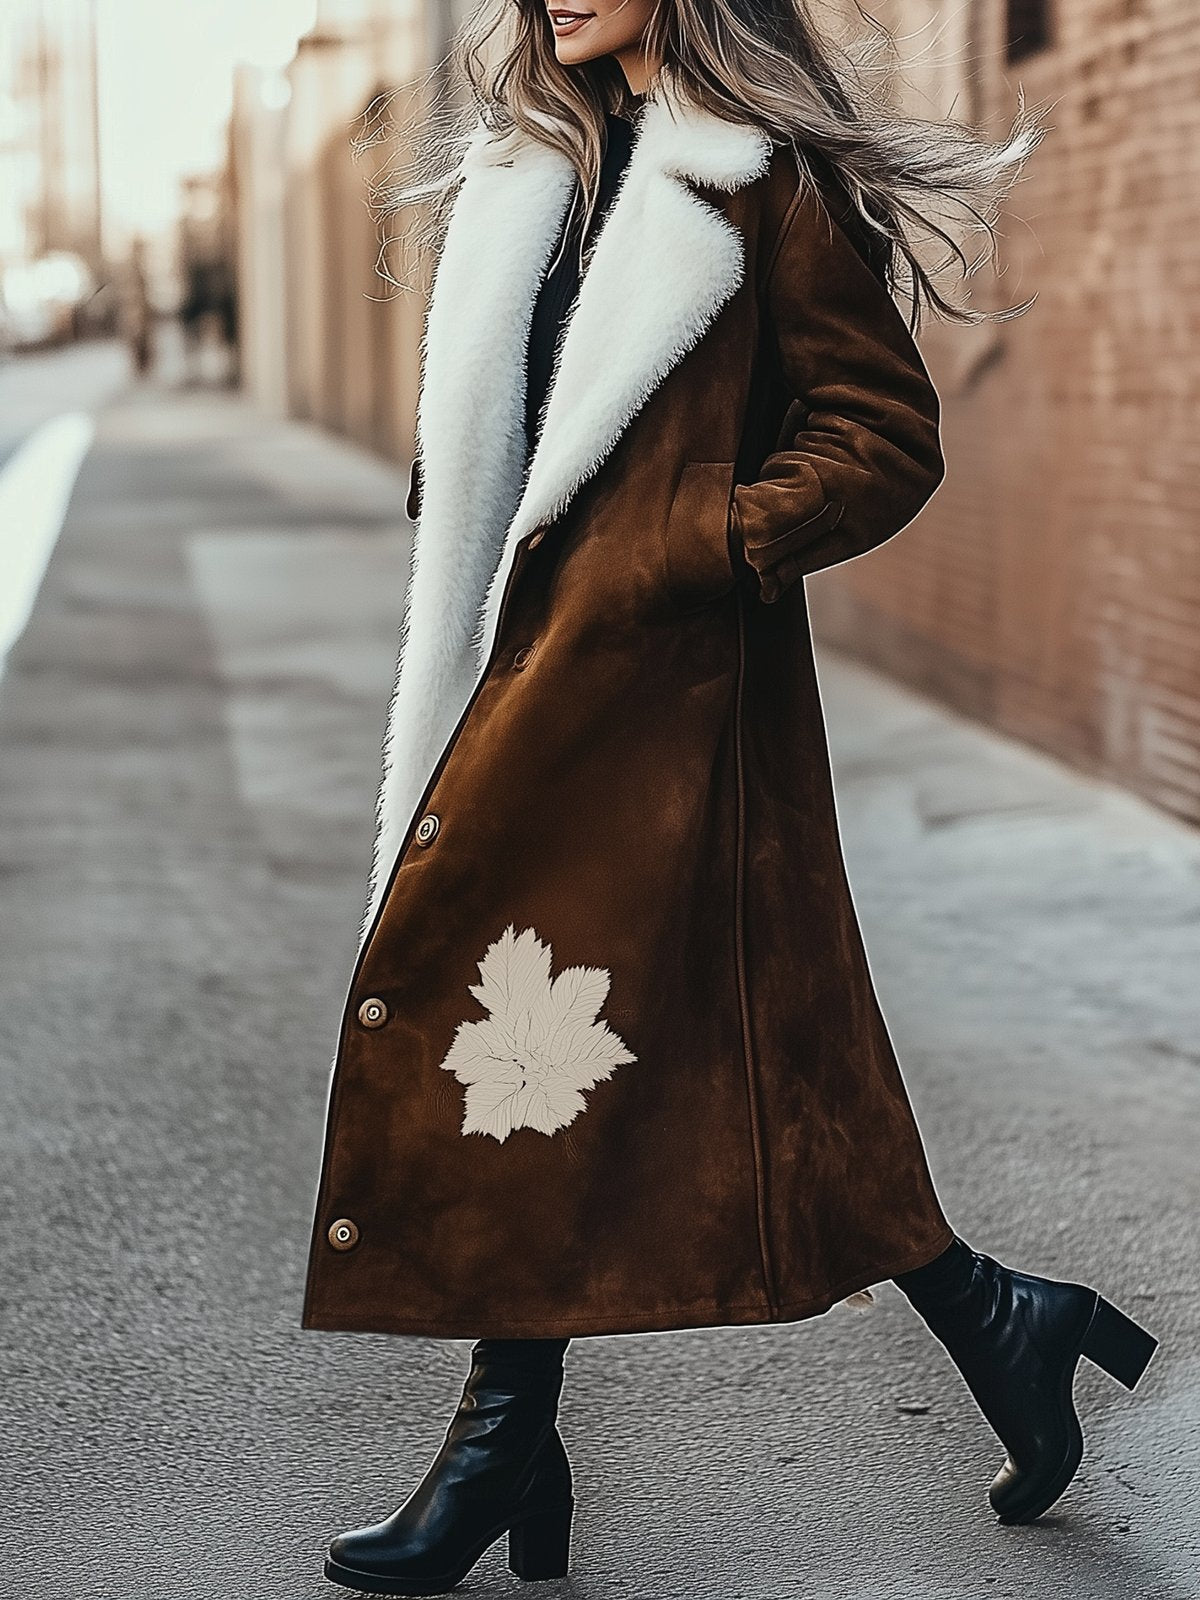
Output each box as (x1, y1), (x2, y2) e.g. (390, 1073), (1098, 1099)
(302, 85), (955, 1340)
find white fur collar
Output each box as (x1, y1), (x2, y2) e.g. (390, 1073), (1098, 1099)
(360, 86), (772, 944)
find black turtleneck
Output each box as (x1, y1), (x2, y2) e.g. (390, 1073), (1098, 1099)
(524, 102), (644, 460)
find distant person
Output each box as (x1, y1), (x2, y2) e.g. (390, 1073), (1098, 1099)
(180, 258), (239, 387)
(211, 258), (239, 388)
(117, 236), (154, 378)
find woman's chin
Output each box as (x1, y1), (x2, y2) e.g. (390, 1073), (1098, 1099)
(554, 40), (604, 66)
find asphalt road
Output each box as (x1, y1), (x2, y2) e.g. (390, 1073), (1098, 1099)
(1, 344), (1196, 1599)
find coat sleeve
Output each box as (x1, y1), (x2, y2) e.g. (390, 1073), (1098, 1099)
(730, 174), (946, 603)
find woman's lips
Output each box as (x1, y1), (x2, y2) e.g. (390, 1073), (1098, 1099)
(549, 10), (594, 36)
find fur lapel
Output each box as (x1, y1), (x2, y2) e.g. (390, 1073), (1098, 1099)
(361, 87), (772, 942)
(473, 91), (773, 658)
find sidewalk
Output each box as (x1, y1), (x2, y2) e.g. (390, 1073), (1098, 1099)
(0, 363), (1195, 1598)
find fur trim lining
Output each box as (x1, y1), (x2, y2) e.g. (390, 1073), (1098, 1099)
(360, 85), (772, 946)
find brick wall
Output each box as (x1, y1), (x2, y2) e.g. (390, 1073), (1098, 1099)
(810, 0), (1200, 820)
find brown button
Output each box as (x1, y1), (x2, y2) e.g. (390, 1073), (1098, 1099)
(357, 997), (388, 1029)
(528, 527), (546, 549)
(513, 644), (536, 670)
(328, 1217), (360, 1252)
(415, 813), (440, 846)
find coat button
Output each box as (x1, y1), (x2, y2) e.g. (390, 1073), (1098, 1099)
(328, 1217), (360, 1251)
(528, 527), (546, 549)
(357, 997), (388, 1029)
(415, 813), (440, 846)
(513, 644), (536, 669)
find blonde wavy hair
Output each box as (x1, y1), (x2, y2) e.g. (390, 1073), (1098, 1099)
(359, 0), (1049, 331)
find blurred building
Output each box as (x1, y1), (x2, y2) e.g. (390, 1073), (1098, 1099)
(232, 0), (472, 461)
(0, 0), (104, 346)
(0, 0), (102, 269)
(812, 0), (1200, 824)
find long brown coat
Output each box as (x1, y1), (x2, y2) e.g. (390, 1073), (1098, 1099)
(302, 85), (954, 1340)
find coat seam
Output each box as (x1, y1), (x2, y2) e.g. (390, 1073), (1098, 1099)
(733, 588), (778, 1317)
(761, 145), (811, 294)
(763, 146), (850, 305)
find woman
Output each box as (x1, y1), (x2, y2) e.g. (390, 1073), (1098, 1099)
(304, 1), (1160, 1592)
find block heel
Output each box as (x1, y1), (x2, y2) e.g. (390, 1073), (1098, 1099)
(325, 1344), (572, 1595)
(896, 1238), (1163, 1524)
(508, 1499), (574, 1582)
(1080, 1294), (1159, 1390)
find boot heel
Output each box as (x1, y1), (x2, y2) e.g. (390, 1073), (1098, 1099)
(508, 1500), (573, 1581)
(1080, 1295), (1158, 1390)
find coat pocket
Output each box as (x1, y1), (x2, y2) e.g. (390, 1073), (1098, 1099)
(663, 460), (738, 610)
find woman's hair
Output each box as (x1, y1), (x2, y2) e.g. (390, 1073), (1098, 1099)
(360, 0), (1049, 331)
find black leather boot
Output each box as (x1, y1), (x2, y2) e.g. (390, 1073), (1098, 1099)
(895, 1236), (1158, 1524)
(325, 1338), (573, 1595)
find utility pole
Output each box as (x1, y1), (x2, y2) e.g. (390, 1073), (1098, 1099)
(85, 0), (103, 272)
(34, 0), (56, 256)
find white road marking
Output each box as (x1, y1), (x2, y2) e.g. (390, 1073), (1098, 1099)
(0, 411), (96, 672)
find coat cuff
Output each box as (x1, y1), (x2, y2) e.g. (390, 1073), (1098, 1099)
(730, 460), (846, 603)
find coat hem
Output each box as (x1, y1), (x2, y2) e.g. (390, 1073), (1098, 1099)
(299, 1223), (956, 1340)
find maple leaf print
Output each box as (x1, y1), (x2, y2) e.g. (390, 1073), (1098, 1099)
(438, 924), (637, 1143)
